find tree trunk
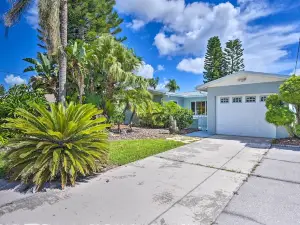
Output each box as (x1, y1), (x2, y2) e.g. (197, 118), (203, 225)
(58, 0), (68, 104)
(129, 108), (136, 125)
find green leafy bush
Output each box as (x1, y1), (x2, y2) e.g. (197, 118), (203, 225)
(4, 102), (109, 190)
(0, 84), (47, 119)
(139, 101), (193, 130)
(0, 84), (48, 143)
(139, 102), (164, 128)
(265, 75), (300, 138)
(162, 102), (193, 130)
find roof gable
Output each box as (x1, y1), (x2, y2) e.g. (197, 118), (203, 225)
(197, 71), (289, 91)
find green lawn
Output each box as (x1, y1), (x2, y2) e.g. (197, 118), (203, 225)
(0, 139), (185, 178)
(109, 139), (184, 165)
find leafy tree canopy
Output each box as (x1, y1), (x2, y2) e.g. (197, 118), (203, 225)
(223, 39), (245, 75)
(265, 75), (300, 138)
(68, 0), (125, 42)
(0, 85), (5, 96)
(148, 77), (159, 90)
(165, 79), (180, 93)
(203, 36), (224, 83)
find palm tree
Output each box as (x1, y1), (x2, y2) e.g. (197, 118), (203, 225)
(4, 0), (68, 104)
(66, 41), (94, 103)
(90, 35), (142, 114)
(165, 79), (180, 92)
(148, 77), (159, 90)
(24, 53), (59, 101)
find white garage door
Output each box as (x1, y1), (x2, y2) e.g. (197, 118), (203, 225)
(216, 94), (276, 138)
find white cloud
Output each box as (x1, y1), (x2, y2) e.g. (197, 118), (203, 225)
(177, 58), (204, 74)
(126, 19), (146, 30)
(135, 62), (154, 79)
(157, 64), (165, 71)
(116, 0), (300, 74)
(5, 74), (26, 86)
(26, 0), (39, 29)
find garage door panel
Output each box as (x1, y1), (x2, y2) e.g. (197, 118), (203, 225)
(216, 95), (276, 138)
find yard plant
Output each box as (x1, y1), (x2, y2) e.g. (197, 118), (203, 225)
(3, 102), (109, 190)
(266, 75), (300, 138)
(139, 101), (193, 130)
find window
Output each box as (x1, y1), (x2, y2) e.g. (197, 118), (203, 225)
(191, 101), (207, 115)
(232, 97), (242, 103)
(260, 96), (267, 102)
(220, 97), (229, 103)
(191, 102), (195, 114)
(246, 96), (256, 103)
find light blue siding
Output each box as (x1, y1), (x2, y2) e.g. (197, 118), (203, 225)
(207, 81), (289, 138)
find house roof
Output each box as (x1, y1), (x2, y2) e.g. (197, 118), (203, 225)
(165, 91), (207, 98)
(149, 89), (207, 98)
(196, 71), (289, 91)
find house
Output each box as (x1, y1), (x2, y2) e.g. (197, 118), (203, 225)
(127, 71), (290, 138)
(125, 90), (209, 129)
(196, 71), (289, 138)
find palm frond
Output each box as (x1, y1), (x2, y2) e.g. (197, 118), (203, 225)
(5, 102), (109, 190)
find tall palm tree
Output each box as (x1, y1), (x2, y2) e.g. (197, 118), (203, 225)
(4, 0), (68, 104)
(165, 79), (180, 92)
(148, 77), (159, 90)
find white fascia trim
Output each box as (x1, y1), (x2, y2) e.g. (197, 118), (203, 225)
(196, 71), (289, 91)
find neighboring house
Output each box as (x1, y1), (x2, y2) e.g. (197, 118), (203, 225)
(196, 71), (290, 138)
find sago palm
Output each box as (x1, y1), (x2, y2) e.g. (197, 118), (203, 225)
(4, 0), (68, 103)
(4, 102), (109, 190)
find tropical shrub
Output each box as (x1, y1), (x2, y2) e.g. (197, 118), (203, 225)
(265, 75), (300, 138)
(24, 52), (58, 101)
(0, 84), (47, 119)
(139, 101), (193, 130)
(0, 84), (47, 143)
(139, 102), (164, 128)
(109, 105), (125, 132)
(162, 102), (193, 130)
(4, 102), (109, 190)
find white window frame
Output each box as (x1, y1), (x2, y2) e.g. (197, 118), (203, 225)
(220, 97), (230, 104)
(232, 97), (242, 103)
(191, 101), (207, 116)
(260, 95), (267, 102)
(246, 96), (256, 103)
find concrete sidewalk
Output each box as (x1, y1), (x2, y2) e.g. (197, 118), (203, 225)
(215, 146), (300, 225)
(0, 136), (270, 225)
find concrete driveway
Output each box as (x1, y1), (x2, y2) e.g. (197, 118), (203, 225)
(215, 146), (300, 225)
(0, 135), (271, 225)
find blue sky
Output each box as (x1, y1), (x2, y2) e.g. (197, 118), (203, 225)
(1, 0), (300, 92)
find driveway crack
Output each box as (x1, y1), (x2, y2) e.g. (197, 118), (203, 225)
(222, 210), (266, 225)
(148, 145), (250, 225)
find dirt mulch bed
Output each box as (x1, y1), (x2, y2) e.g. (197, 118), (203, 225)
(109, 126), (198, 141)
(273, 138), (300, 147)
